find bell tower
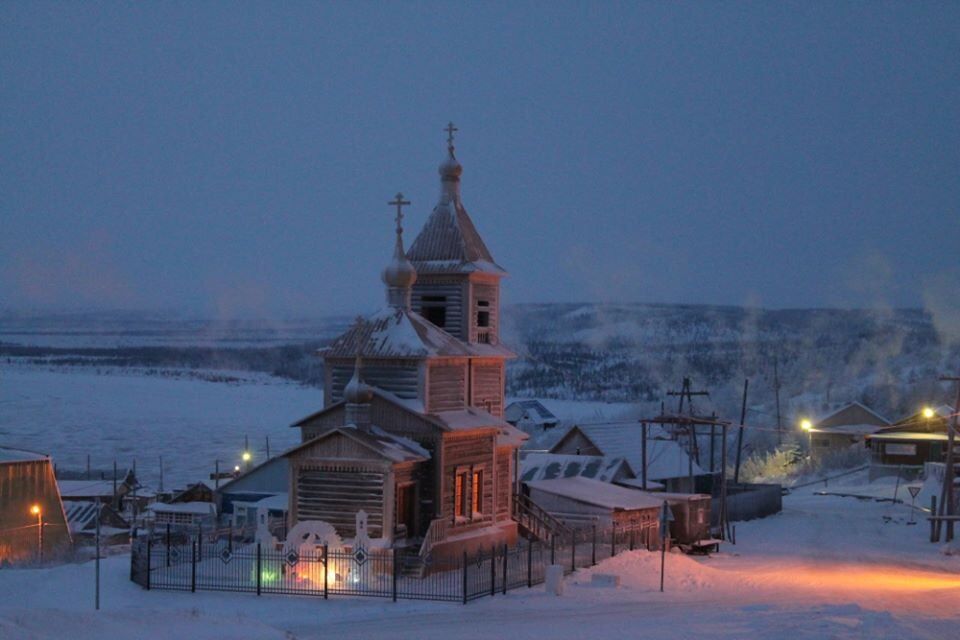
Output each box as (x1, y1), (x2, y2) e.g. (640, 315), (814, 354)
(407, 123), (506, 346)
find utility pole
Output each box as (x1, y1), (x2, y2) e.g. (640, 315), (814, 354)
(95, 497), (101, 611)
(667, 378), (710, 465)
(158, 455), (164, 494)
(734, 379), (749, 484)
(935, 376), (960, 542)
(773, 357), (783, 446)
(265, 436), (271, 460)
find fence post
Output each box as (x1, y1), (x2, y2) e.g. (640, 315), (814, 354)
(392, 548), (398, 602)
(611, 522), (616, 557)
(930, 496), (938, 543)
(191, 541), (196, 593)
(527, 541), (533, 588)
(502, 544), (508, 594)
(197, 523), (202, 561)
(323, 544), (329, 600)
(462, 551), (468, 605)
(256, 543), (262, 596)
(571, 533), (576, 572)
(490, 546), (496, 597)
(166, 524), (171, 568)
(146, 539), (152, 591)
(550, 535), (555, 565)
(630, 527), (635, 552)
(592, 524), (597, 566)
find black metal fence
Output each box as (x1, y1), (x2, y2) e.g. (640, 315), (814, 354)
(130, 521), (657, 604)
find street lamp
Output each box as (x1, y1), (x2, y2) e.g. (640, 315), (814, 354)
(800, 419), (813, 455)
(922, 406), (935, 419)
(242, 451), (252, 470)
(30, 504), (42, 563)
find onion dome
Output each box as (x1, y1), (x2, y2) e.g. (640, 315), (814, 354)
(382, 192), (417, 308)
(344, 356), (373, 405)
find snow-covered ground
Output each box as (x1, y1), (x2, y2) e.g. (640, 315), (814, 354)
(0, 365), (320, 488)
(2, 471), (958, 640)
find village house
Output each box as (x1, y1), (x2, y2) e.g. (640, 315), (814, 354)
(505, 400), (560, 431)
(804, 401), (890, 460)
(866, 405), (955, 478)
(549, 423), (710, 493)
(284, 128), (528, 561)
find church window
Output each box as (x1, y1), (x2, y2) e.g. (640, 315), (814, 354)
(423, 296), (447, 328)
(472, 469), (483, 515)
(455, 471), (467, 518)
(476, 300), (490, 328)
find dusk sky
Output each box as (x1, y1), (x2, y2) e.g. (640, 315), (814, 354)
(2, 2), (958, 318)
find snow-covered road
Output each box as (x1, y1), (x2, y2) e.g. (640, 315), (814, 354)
(2, 473), (959, 639)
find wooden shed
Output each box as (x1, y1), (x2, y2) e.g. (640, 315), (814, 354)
(525, 477), (662, 548)
(0, 447), (72, 565)
(806, 402), (890, 460)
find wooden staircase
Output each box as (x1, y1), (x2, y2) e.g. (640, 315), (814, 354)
(513, 493), (569, 542)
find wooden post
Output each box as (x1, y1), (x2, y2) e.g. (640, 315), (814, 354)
(166, 524), (171, 567)
(550, 535), (555, 565)
(937, 379), (960, 542)
(571, 534), (576, 571)
(720, 423), (729, 541)
(641, 422), (648, 490)
(709, 424), (716, 474)
(734, 379), (749, 484)
(611, 522), (616, 557)
(190, 541), (196, 593)
(256, 543), (262, 596)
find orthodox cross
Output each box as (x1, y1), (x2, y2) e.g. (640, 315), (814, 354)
(388, 192), (410, 234)
(445, 121), (458, 148)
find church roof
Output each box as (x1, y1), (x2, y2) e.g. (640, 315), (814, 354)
(284, 424), (431, 464)
(323, 307), (474, 359)
(322, 306), (514, 360)
(407, 196), (505, 275)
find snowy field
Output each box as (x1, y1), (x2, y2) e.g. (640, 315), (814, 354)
(0, 364), (320, 488)
(2, 471), (958, 640)
(0, 362), (636, 489)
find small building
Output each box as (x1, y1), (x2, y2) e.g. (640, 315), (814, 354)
(63, 500), (130, 544)
(169, 481), (216, 505)
(214, 455), (289, 524)
(525, 476), (662, 547)
(505, 400), (559, 431)
(228, 492), (289, 537)
(148, 501), (217, 528)
(520, 453), (634, 484)
(866, 405), (955, 477)
(806, 402), (890, 459)
(549, 424), (710, 493)
(0, 447), (72, 564)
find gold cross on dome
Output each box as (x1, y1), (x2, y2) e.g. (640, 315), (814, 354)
(388, 192), (410, 232)
(444, 121), (458, 147)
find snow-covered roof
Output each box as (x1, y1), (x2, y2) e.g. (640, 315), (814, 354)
(867, 432), (949, 442)
(527, 477), (663, 511)
(505, 400), (559, 425)
(614, 478), (665, 491)
(406, 192), (506, 275)
(322, 307), (514, 361)
(285, 424), (431, 464)
(521, 453), (631, 483)
(0, 446), (47, 463)
(551, 424), (707, 480)
(814, 402), (891, 429)
(149, 501), (217, 515)
(57, 479), (118, 498)
(810, 423), (886, 436)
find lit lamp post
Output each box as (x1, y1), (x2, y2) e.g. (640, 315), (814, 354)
(30, 504), (42, 563)
(922, 406), (935, 420)
(242, 451), (252, 471)
(800, 419), (813, 455)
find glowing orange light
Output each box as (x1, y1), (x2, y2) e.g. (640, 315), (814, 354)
(800, 419), (813, 431)
(922, 407), (935, 419)
(30, 504), (41, 516)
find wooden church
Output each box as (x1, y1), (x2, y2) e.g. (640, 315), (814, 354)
(284, 125), (527, 560)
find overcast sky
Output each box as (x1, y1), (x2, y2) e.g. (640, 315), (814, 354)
(2, 2), (958, 318)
